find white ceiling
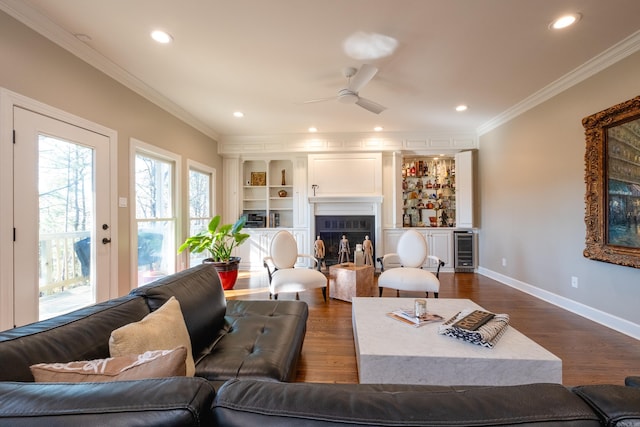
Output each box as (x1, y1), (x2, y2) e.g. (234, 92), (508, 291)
(3, 0), (640, 140)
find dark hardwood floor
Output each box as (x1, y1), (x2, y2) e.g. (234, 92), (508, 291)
(225, 271), (640, 386)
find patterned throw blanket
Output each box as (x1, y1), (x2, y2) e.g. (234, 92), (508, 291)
(438, 309), (510, 348)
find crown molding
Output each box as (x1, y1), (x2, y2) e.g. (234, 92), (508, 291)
(477, 29), (640, 136)
(218, 131), (477, 155)
(0, 0), (219, 141)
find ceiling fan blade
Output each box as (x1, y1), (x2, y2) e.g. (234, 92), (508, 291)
(302, 96), (337, 104)
(355, 97), (386, 114)
(348, 64), (378, 92)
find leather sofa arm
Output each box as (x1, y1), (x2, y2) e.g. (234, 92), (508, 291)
(0, 377), (215, 426)
(573, 384), (640, 426)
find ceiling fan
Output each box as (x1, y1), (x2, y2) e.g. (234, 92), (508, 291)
(304, 64), (386, 114)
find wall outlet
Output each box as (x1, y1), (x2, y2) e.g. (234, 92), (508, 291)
(571, 276), (579, 288)
(501, 258), (507, 267)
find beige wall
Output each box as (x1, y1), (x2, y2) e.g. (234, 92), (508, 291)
(479, 51), (640, 326)
(0, 11), (221, 296)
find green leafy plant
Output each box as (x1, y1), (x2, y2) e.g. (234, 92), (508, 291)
(178, 215), (250, 262)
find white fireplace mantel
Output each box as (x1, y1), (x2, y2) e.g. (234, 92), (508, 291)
(308, 196), (383, 204)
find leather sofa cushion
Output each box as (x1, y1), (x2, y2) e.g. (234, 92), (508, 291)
(0, 295), (150, 382)
(110, 296), (195, 376)
(131, 264), (226, 359)
(573, 384), (640, 426)
(0, 377), (215, 426)
(214, 379), (601, 427)
(195, 300), (307, 382)
(30, 347), (186, 382)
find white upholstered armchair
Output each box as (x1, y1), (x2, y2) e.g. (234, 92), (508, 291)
(377, 229), (444, 298)
(263, 231), (327, 301)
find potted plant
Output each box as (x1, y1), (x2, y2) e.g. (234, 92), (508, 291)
(178, 215), (250, 290)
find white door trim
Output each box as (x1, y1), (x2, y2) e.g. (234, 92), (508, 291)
(0, 88), (118, 330)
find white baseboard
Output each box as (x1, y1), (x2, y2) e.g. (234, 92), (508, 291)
(477, 267), (640, 340)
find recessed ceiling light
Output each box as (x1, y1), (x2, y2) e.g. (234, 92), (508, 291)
(550, 13), (581, 30)
(233, 111), (244, 118)
(308, 127), (318, 133)
(455, 105), (468, 112)
(374, 126), (383, 132)
(151, 30), (173, 44)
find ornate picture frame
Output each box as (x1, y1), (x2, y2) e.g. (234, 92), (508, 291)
(250, 171), (266, 186)
(583, 95), (640, 268)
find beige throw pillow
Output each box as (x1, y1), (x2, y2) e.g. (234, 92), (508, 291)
(109, 296), (195, 376)
(30, 346), (187, 382)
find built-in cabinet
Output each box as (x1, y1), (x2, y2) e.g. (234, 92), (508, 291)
(241, 159), (294, 228)
(402, 156), (456, 227)
(225, 151), (474, 272)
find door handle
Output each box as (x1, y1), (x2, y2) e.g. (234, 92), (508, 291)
(102, 238), (112, 244)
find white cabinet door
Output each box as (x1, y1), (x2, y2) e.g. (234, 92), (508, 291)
(382, 229), (404, 254)
(428, 230), (453, 268)
(455, 150), (475, 228)
(237, 229), (272, 270)
(308, 153), (382, 197)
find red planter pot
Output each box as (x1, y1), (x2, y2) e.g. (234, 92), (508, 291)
(204, 257), (240, 290)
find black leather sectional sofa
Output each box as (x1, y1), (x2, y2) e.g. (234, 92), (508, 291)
(1, 264), (639, 426)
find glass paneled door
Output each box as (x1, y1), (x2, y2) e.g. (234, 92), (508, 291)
(13, 107), (112, 326)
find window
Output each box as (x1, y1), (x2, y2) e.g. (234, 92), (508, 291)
(131, 139), (180, 286)
(187, 161), (216, 267)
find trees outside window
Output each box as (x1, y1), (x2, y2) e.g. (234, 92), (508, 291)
(187, 164), (215, 267)
(133, 141), (180, 286)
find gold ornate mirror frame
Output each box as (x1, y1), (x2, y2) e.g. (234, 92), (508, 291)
(583, 95), (640, 268)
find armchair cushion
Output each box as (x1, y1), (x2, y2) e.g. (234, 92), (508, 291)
(271, 268), (327, 295)
(378, 267), (439, 293)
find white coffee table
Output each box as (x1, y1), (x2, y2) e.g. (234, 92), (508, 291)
(352, 297), (562, 386)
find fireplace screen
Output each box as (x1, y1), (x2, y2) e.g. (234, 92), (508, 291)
(315, 216), (375, 266)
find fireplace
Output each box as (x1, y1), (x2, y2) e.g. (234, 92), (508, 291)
(308, 196), (383, 268)
(315, 215), (375, 266)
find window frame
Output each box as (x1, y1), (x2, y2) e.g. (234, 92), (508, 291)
(184, 160), (216, 268)
(129, 138), (181, 287)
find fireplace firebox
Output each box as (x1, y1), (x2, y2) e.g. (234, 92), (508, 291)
(315, 215), (375, 266)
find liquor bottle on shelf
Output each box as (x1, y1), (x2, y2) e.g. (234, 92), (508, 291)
(403, 212), (411, 227)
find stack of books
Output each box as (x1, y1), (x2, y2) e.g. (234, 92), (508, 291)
(387, 309), (444, 328)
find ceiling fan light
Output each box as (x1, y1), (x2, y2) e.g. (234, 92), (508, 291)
(338, 89), (358, 104)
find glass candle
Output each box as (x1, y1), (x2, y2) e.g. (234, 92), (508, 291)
(414, 299), (427, 320)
